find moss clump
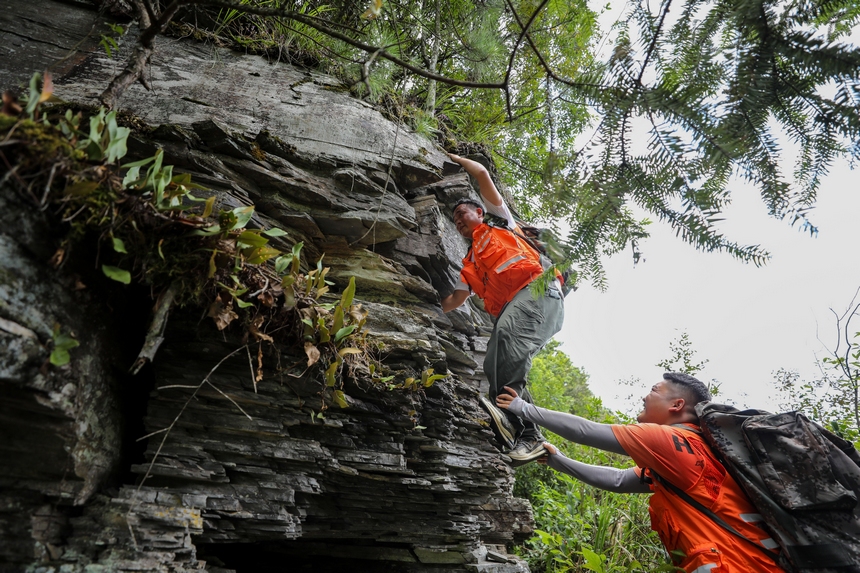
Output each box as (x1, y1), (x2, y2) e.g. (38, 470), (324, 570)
(2, 117), (81, 165)
(249, 141), (267, 162)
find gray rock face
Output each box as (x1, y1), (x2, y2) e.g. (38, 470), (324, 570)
(0, 1), (532, 572)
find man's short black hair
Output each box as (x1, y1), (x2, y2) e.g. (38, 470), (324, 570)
(452, 197), (484, 215)
(663, 372), (711, 405)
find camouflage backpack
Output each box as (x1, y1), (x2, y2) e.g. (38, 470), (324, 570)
(692, 402), (860, 572)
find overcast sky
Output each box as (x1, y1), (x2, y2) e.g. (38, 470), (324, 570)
(556, 157), (860, 413)
(550, 4), (860, 414)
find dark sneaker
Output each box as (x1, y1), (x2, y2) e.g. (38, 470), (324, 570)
(477, 394), (517, 450)
(507, 437), (547, 467)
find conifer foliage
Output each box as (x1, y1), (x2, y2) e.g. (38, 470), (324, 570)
(103, 0), (860, 283)
(560, 0), (860, 281)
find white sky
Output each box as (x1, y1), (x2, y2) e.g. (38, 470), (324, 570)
(550, 2), (860, 414)
(556, 158), (860, 413)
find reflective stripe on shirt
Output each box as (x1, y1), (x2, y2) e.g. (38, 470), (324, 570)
(495, 254), (526, 273)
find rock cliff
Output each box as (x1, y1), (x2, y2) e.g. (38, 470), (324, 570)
(0, 1), (535, 571)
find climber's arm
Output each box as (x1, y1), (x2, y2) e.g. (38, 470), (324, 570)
(441, 289), (470, 313)
(447, 153), (503, 208)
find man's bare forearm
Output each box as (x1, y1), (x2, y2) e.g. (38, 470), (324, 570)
(441, 290), (469, 313)
(447, 154), (503, 207)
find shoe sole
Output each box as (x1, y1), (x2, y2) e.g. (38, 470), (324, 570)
(508, 444), (547, 467)
(477, 395), (516, 450)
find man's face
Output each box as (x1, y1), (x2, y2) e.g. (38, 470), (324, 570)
(452, 204), (483, 237)
(637, 380), (679, 424)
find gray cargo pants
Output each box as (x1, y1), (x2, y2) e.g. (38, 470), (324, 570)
(484, 282), (565, 441)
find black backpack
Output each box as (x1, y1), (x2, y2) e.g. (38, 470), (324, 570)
(657, 402), (860, 572)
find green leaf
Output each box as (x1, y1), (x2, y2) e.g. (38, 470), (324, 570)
(104, 120), (130, 163)
(112, 237), (127, 253)
(85, 139), (104, 161)
(423, 374), (447, 387)
(340, 276), (356, 309)
(153, 164), (174, 207)
(208, 249), (218, 278)
(421, 368), (433, 385)
(334, 325), (356, 343)
(245, 245), (280, 265)
(102, 265), (131, 284)
(318, 321), (331, 343)
(50, 327), (80, 367)
(325, 361), (338, 386)
(283, 287), (296, 309)
(202, 196), (216, 219)
(229, 206), (255, 230)
(332, 305), (344, 335)
(53, 334), (79, 352)
(50, 348), (71, 366)
(262, 227), (288, 237)
(332, 390), (349, 408)
(191, 224), (222, 237)
(291, 241), (304, 273)
(170, 172), (207, 190)
(122, 166), (142, 188)
(100, 35), (118, 57)
(580, 548), (605, 573)
(275, 255), (292, 275)
(236, 230), (269, 248)
(151, 148), (164, 173)
(232, 294), (254, 308)
(122, 156), (156, 169)
(25, 73), (41, 117)
(86, 109), (105, 148)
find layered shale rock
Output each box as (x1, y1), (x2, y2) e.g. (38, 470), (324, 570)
(0, 1), (535, 571)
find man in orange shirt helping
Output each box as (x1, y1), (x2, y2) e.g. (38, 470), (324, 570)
(440, 153), (565, 467)
(497, 372), (786, 573)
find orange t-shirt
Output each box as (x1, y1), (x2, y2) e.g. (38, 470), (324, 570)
(612, 423), (786, 573)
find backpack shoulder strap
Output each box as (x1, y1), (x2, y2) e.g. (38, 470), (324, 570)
(670, 423), (702, 434)
(649, 470), (779, 563)
(485, 219), (544, 257)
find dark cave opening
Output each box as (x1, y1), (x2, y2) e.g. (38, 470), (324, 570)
(106, 282), (159, 489)
(196, 540), (466, 573)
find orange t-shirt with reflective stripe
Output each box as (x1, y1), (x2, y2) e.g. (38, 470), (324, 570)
(611, 423), (786, 573)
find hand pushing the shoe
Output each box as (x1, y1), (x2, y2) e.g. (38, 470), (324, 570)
(537, 442), (557, 465)
(496, 386), (518, 409)
(494, 386), (550, 467)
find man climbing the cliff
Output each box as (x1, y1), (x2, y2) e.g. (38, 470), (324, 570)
(496, 373), (786, 572)
(440, 153), (565, 467)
